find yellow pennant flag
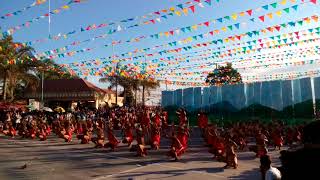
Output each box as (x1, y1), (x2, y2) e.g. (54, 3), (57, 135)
(192, 25), (198, 30)
(275, 11), (282, 17)
(62, 5), (70, 9)
(221, 27), (227, 32)
(169, 7), (175, 12)
(53, 9), (60, 13)
(280, 0), (287, 5)
(231, 13), (237, 20)
(175, 11), (181, 16)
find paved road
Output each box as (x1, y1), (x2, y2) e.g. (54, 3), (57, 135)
(0, 130), (282, 180)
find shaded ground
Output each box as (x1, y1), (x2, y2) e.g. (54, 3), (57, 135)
(0, 129), (282, 180)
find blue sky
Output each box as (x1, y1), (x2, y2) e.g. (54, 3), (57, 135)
(0, 0), (319, 90)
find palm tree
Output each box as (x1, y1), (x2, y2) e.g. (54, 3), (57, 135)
(0, 36), (36, 101)
(139, 79), (159, 106)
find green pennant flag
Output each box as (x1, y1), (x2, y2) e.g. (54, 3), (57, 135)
(297, 20), (303, 26)
(169, 43), (173, 46)
(168, 13), (174, 16)
(270, 2), (277, 8)
(224, 16), (230, 20)
(186, 26), (191, 31)
(316, 32), (320, 35)
(227, 25), (233, 30)
(270, 36), (275, 40)
(276, 35), (281, 39)
(315, 27), (320, 32)
(242, 47), (247, 51)
(248, 45), (253, 50)
(283, 8), (290, 13)
(252, 40), (257, 44)
(280, 23), (286, 28)
(278, 40), (282, 44)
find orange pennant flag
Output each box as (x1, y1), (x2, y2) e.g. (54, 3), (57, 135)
(267, 13), (273, 19)
(36, 0), (46, 5)
(182, 8), (188, 15)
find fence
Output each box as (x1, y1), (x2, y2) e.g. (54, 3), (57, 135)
(161, 77), (320, 111)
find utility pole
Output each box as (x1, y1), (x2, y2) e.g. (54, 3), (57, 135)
(41, 70), (44, 109)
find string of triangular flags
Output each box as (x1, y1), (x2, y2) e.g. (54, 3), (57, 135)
(19, 0), (216, 46)
(35, 0), (314, 59)
(2, 0), (87, 36)
(0, 0), (47, 20)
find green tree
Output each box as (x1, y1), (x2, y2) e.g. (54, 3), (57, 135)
(0, 36), (37, 101)
(205, 63), (242, 86)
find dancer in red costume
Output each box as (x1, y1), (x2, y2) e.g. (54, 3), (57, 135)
(271, 128), (283, 150)
(63, 121), (74, 142)
(255, 130), (268, 158)
(78, 124), (91, 144)
(197, 111), (208, 134)
(151, 125), (161, 150)
(122, 124), (134, 148)
(224, 135), (238, 169)
(176, 109), (187, 126)
(105, 123), (120, 151)
(167, 125), (189, 161)
(38, 124), (47, 141)
(134, 125), (147, 157)
(161, 111), (168, 129)
(92, 127), (105, 148)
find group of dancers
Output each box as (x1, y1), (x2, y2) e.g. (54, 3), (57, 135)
(0, 106), (304, 169)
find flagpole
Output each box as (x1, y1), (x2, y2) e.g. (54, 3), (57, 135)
(48, 0), (51, 37)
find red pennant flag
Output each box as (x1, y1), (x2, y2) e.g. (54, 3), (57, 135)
(259, 16), (265, 22)
(209, 31), (214, 35)
(169, 31), (174, 35)
(246, 9), (253, 16)
(235, 35), (241, 40)
(310, 0), (317, 4)
(203, 43), (207, 46)
(260, 44), (264, 48)
(189, 5), (195, 13)
(150, 19), (155, 24)
(203, 21), (209, 27)
(294, 32), (299, 36)
(258, 39), (262, 43)
(154, 11), (160, 15)
(194, 0), (201, 3)
(275, 26), (281, 31)
(266, 27), (273, 32)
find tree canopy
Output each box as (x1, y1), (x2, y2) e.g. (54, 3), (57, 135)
(205, 63), (242, 86)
